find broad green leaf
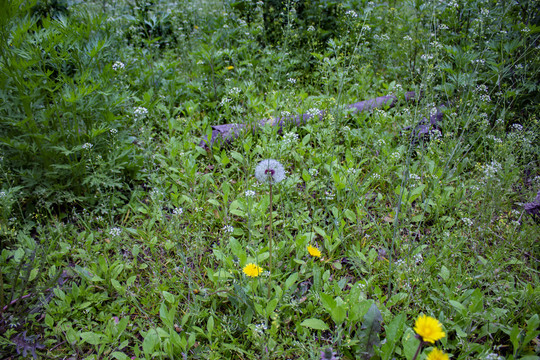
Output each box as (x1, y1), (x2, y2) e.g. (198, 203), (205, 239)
(80, 331), (103, 345)
(162, 291), (175, 303)
(300, 318), (329, 331)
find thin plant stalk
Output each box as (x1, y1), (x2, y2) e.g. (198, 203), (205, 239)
(268, 183), (273, 299)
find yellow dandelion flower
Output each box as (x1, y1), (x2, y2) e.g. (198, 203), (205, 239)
(414, 315), (446, 343)
(426, 348), (449, 360)
(227, 66), (234, 70)
(307, 245), (321, 258)
(243, 263), (263, 277)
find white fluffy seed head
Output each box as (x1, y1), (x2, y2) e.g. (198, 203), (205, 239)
(255, 159), (286, 184)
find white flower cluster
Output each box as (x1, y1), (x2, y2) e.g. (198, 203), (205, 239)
(307, 25), (316, 32)
(82, 143), (93, 150)
(173, 207), (183, 215)
(486, 135), (502, 144)
(112, 61), (125, 71)
(346, 10), (358, 18)
(480, 94), (491, 102)
(347, 168), (359, 175)
(308, 168), (318, 177)
(244, 190), (256, 197)
(511, 123), (523, 132)
(287, 78), (296, 84)
(403, 35), (413, 41)
(109, 227), (122, 236)
(462, 218), (473, 226)
(282, 131), (299, 146)
(228, 87), (241, 96)
(485, 353), (504, 360)
(134, 106), (148, 120)
(220, 97), (231, 106)
(483, 161), (502, 178)
(222, 225), (234, 233)
(307, 108), (321, 117)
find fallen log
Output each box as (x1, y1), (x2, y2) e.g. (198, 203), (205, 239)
(198, 91), (443, 148)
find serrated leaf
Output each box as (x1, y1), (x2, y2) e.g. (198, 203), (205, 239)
(300, 318), (329, 331)
(358, 303), (383, 360)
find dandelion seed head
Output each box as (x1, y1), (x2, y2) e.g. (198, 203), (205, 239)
(255, 159), (286, 184)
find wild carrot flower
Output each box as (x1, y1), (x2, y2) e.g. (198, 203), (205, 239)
(414, 315), (446, 343)
(426, 348), (449, 360)
(255, 159), (286, 184)
(243, 263), (263, 278)
(307, 245), (321, 258)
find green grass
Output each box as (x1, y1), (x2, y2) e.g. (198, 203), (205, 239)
(0, 0), (539, 359)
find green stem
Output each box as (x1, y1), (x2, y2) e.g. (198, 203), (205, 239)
(268, 183), (273, 299)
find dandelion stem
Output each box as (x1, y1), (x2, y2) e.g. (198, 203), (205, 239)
(411, 341), (423, 360)
(268, 183), (273, 299)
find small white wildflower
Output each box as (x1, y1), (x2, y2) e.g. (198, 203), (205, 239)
(197, 60), (204, 65)
(472, 59), (485, 65)
(414, 253), (423, 264)
(403, 35), (412, 41)
(347, 168), (358, 175)
(82, 143), (93, 150)
(376, 139), (386, 146)
(308, 168), (318, 177)
(282, 131), (299, 146)
(109, 227), (122, 236)
(511, 123), (523, 132)
(480, 94), (491, 102)
(362, 25), (371, 31)
(430, 129), (443, 140)
(287, 78), (296, 84)
(112, 61), (125, 71)
(173, 207), (183, 215)
(228, 87), (241, 96)
(521, 27), (530, 33)
(409, 174), (421, 181)
(110, 128), (118, 134)
(439, 24), (449, 30)
(480, 8), (489, 16)
(346, 10), (358, 18)
(421, 54), (434, 61)
(325, 191), (335, 200)
(307, 108), (321, 117)
(244, 190), (256, 197)
(476, 84), (488, 93)
(307, 25), (315, 32)
(220, 97), (232, 106)
(462, 218), (473, 226)
(134, 106), (148, 120)
(222, 225), (234, 233)
(0, 191), (6, 197)
(255, 159), (286, 184)
(370, 173), (381, 181)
